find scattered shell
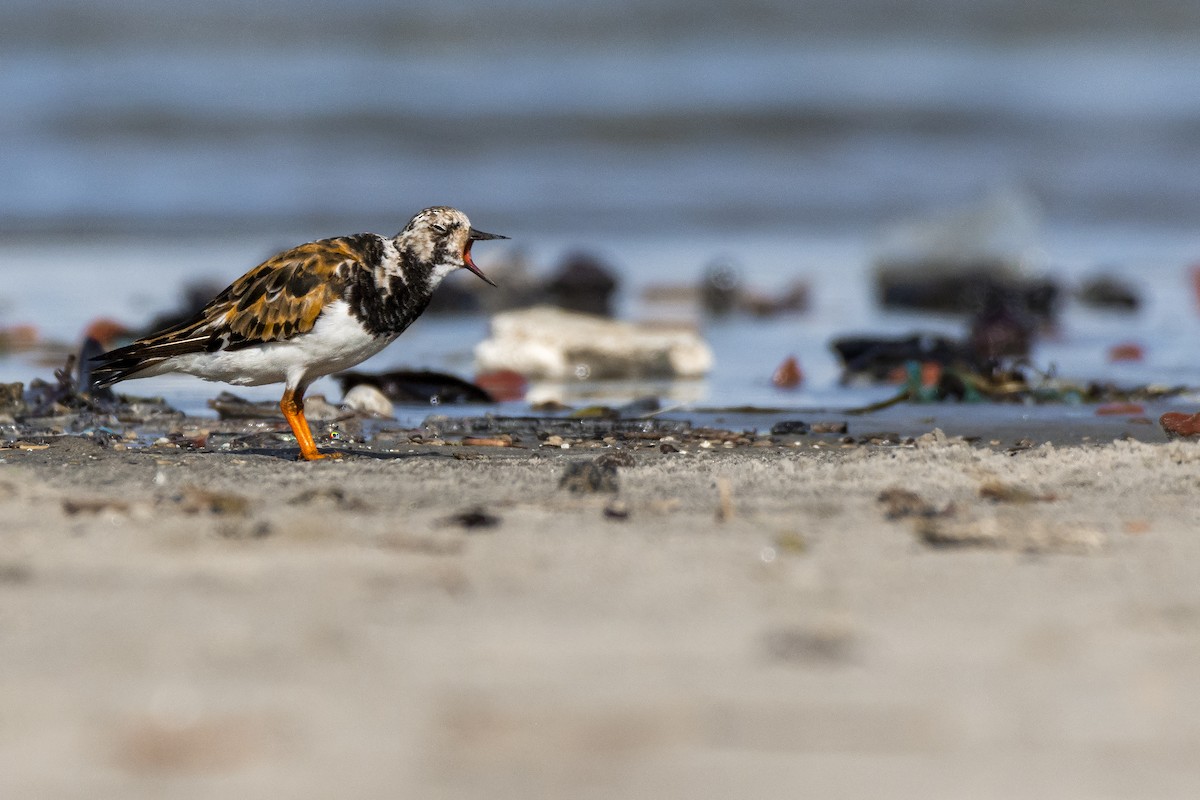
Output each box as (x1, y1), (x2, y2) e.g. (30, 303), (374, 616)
(461, 435), (514, 447)
(979, 480), (1056, 504)
(341, 384), (395, 419)
(6, 441), (50, 451)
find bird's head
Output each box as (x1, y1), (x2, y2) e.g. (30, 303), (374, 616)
(397, 206), (507, 287)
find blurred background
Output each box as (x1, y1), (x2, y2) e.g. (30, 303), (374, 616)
(4, 0), (1200, 411)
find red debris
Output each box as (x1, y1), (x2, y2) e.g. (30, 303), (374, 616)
(83, 318), (131, 348)
(771, 356), (803, 389)
(1095, 402), (1144, 416)
(1160, 411), (1200, 439)
(0, 324), (38, 352)
(919, 361), (942, 388)
(1107, 342), (1144, 362)
(473, 369), (528, 402)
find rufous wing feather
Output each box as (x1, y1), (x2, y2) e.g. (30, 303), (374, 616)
(90, 238), (361, 388)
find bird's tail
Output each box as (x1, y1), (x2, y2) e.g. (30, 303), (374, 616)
(88, 344), (158, 390)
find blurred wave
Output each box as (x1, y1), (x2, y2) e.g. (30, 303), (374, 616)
(3, 0), (1200, 237)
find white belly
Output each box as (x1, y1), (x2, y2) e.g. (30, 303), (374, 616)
(148, 301), (396, 388)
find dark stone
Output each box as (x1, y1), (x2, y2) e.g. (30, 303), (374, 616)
(876, 261), (1060, 322)
(545, 253), (619, 317)
(770, 420), (809, 436)
(966, 283), (1038, 360)
(603, 501), (630, 520)
(701, 260), (742, 316)
(594, 450), (636, 468)
(139, 280), (228, 336)
(1077, 275), (1140, 311)
(0, 382), (25, 416)
(446, 507), (501, 531)
(336, 370), (494, 405)
(831, 334), (972, 383)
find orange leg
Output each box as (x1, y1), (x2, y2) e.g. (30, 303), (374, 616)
(280, 386), (341, 461)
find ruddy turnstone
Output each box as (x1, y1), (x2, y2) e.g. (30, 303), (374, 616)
(90, 206), (506, 460)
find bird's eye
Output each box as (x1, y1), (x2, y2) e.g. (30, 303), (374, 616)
(431, 224), (448, 235)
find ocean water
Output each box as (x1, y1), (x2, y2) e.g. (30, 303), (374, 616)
(3, 0), (1200, 414)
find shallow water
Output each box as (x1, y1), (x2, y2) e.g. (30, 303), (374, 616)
(2, 227), (1200, 417)
(4, 1), (1200, 414)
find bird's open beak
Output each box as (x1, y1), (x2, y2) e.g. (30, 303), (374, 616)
(463, 227), (508, 287)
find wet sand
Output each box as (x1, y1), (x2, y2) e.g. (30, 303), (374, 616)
(2, 429), (1200, 798)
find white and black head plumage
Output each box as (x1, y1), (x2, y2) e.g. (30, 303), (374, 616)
(393, 206), (507, 288)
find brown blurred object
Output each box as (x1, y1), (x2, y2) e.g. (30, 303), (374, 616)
(771, 356), (803, 390)
(0, 323), (39, 353)
(473, 370), (528, 402)
(1108, 342), (1144, 362)
(83, 318), (132, 349)
(740, 282), (810, 317)
(1095, 402), (1144, 416)
(1160, 411), (1200, 439)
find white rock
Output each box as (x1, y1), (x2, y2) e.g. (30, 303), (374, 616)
(341, 384), (395, 419)
(474, 306), (713, 380)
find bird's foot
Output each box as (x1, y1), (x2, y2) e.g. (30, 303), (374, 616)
(297, 450), (344, 462)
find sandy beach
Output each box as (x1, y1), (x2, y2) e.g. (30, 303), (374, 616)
(2, 429), (1199, 799)
(10, 0), (1200, 796)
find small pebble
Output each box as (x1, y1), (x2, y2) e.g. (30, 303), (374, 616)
(770, 420), (809, 436)
(445, 507), (501, 531)
(603, 500), (630, 520)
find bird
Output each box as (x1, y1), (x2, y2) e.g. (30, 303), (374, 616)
(90, 206), (506, 460)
